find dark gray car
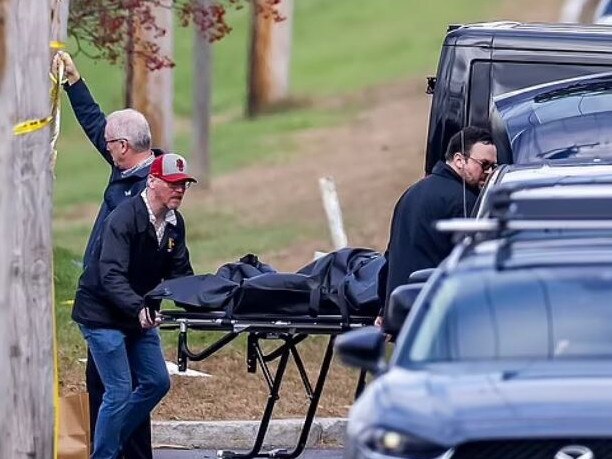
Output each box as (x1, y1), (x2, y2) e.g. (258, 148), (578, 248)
(338, 232), (612, 459)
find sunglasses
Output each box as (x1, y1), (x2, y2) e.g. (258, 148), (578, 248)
(464, 155), (497, 172)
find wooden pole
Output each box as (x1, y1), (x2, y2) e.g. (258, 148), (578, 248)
(0, 0), (55, 457)
(318, 177), (348, 250)
(50, 0), (69, 44)
(126, 0), (174, 150)
(192, 0), (212, 188)
(247, 0), (293, 117)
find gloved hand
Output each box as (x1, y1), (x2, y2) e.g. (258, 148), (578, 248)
(139, 306), (160, 330)
(52, 51), (81, 86)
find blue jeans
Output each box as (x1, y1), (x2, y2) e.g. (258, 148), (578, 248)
(79, 326), (171, 459)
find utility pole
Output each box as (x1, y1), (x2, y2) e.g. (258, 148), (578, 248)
(50, 0), (69, 45)
(192, 0), (213, 188)
(0, 0), (55, 457)
(126, 0), (174, 151)
(247, 0), (294, 117)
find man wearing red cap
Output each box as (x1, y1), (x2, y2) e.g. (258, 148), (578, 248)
(72, 154), (196, 459)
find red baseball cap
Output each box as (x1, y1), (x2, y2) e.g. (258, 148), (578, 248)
(150, 153), (197, 183)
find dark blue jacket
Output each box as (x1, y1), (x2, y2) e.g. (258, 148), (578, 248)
(65, 79), (163, 268)
(72, 195), (194, 331)
(384, 161), (479, 307)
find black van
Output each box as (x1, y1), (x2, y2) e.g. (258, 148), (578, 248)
(425, 21), (612, 173)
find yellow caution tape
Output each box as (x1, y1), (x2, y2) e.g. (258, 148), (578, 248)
(50, 52), (65, 459)
(52, 271), (60, 459)
(49, 72), (68, 86)
(13, 116), (53, 135)
(13, 53), (64, 137)
(50, 41), (66, 50)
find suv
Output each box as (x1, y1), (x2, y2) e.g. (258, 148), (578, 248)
(426, 22), (612, 173)
(475, 162), (612, 217)
(337, 214), (612, 459)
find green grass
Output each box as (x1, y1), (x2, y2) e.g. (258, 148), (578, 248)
(54, 247), (86, 362)
(55, 0), (500, 364)
(188, 218), (322, 273)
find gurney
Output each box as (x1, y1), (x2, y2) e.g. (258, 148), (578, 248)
(148, 249), (384, 459)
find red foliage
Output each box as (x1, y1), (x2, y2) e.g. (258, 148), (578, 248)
(68, 0), (282, 70)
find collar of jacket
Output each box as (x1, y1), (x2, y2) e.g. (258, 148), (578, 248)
(112, 148), (167, 182)
(432, 161), (480, 194)
(124, 148), (166, 178)
(133, 194), (179, 234)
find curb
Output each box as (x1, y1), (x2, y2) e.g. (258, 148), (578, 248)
(152, 418), (347, 450)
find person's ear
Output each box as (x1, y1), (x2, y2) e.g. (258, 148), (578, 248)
(119, 139), (128, 154)
(454, 152), (465, 170)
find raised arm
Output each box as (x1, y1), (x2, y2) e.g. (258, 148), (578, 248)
(54, 51), (112, 165)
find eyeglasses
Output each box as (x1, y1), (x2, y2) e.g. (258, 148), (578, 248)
(465, 155), (497, 172)
(161, 179), (192, 191)
(105, 138), (128, 147)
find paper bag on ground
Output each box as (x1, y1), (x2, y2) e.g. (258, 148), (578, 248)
(58, 392), (90, 459)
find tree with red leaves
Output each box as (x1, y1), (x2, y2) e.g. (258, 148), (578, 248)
(68, 0), (282, 70)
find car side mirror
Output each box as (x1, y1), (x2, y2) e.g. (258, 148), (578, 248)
(335, 327), (387, 375)
(426, 76), (437, 94)
(383, 283), (424, 336)
(408, 268), (435, 284)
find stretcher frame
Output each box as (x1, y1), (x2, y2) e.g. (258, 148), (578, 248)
(160, 310), (372, 459)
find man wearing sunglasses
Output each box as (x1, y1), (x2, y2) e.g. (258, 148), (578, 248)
(54, 51), (165, 459)
(72, 153), (196, 459)
(377, 126), (497, 327)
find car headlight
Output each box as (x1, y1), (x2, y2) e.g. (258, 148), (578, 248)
(360, 427), (449, 458)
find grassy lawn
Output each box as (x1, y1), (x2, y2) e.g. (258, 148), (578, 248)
(55, 0), (497, 363)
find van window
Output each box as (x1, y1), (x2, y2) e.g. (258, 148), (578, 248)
(467, 61), (491, 126)
(402, 267), (612, 364)
(490, 62), (612, 97)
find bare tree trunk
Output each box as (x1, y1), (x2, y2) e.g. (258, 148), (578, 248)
(247, 0), (293, 117)
(0, 0), (55, 457)
(192, 0), (212, 188)
(125, 14), (135, 107)
(125, 0), (174, 150)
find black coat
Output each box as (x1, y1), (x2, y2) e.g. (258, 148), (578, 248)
(66, 79), (163, 268)
(72, 196), (193, 332)
(384, 161), (479, 306)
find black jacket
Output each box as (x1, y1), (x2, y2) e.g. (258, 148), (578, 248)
(66, 78), (163, 268)
(384, 161), (479, 306)
(72, 195), (193, 331)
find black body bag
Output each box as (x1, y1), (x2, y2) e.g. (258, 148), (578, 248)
(231, 273), (325, 316)
(145, 274), (239, 312)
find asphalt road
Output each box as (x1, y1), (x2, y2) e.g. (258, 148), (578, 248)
(154, 449), (343, 459)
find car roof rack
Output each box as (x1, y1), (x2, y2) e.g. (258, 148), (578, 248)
(437, 218), (612, 271)
(437, 218), (612, 234)
(486, 180), (612, 220)
(438, 217), (612, 271)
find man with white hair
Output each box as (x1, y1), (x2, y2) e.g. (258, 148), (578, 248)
(55, 51), (163, 459)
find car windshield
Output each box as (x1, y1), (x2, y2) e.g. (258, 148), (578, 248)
(494, 78), (612, 164)
(399, 267), (612, 365)
(513, 112), (612, 163)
